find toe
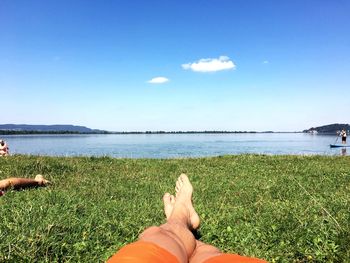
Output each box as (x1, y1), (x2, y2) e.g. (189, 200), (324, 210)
(177, 178), (182, 187)
(163, 193), (171, 203)
(175, 180), (182, 192)
(170, 195), (176, 204)
(180, 173), (189, 183)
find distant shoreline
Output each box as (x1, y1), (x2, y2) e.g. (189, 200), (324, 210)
(0, 130), (303, 135)
(1, 123), (347, 135)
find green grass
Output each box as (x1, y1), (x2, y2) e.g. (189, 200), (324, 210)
(0, 155), (349, 262)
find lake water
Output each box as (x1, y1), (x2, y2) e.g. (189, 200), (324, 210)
(0, 133), (347, 158)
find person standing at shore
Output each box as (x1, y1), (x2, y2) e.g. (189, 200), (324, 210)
(340, 129), (347, 145)
(0, 139), (9, 156)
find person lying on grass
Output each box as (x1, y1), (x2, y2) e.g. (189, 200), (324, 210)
(107, 174), (267, 263)
(0, 139), (9, 156)
(0, 174), (50, 196)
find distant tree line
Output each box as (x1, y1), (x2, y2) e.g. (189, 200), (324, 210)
(106, 131), (262, 134)
(0, 130), (110, 135)
(0, 130), (273, 135)
(303, 123), (350, 134)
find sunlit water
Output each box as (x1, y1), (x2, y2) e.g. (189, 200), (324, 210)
(1, 133), (347, 158)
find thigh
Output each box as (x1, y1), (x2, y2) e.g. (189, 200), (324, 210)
(107, 241), (180, 263)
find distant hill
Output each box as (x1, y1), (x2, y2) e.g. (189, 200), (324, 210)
(303, 123), (350, 134)
(0, 124), (107, 134)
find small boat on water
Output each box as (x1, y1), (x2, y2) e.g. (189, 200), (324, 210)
(330, 144), (350, 148)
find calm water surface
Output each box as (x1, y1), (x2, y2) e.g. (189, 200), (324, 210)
(1, 133), (347, 158)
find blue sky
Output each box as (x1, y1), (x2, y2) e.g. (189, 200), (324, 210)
(1, 0), (349, 131)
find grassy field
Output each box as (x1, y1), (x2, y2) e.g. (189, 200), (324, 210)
(0, 155), (349, 262)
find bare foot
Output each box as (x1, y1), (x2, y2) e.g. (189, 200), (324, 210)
(163, 192), (176, 219)
(170, 174), (200, 230)
(34, 174), (51, 186)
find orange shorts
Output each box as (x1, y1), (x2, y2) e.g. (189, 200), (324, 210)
(107, 241), (268, 263)
(107, 241), (179, 263)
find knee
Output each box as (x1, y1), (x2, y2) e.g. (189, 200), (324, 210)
(190, 241), (221, 262)
(139, 226), (162, 239)
(196, 242), (221, 254)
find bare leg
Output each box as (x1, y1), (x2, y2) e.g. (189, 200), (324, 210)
(162, 184), (221, 263)
(190, 241), (268, 263)
(161, 183), (222, 263)
(0, 174), (50, 191)
(138, 174), (200, 263)
(190, 241), (222, 263)
(163, 178), (267, 263)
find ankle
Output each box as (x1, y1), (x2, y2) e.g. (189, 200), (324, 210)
(167, 217), (190, 229)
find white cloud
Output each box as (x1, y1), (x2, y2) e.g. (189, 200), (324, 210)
(147, 77), (169, 84)
(262, 60), (269, 64)
(182, 56), (235, 72)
